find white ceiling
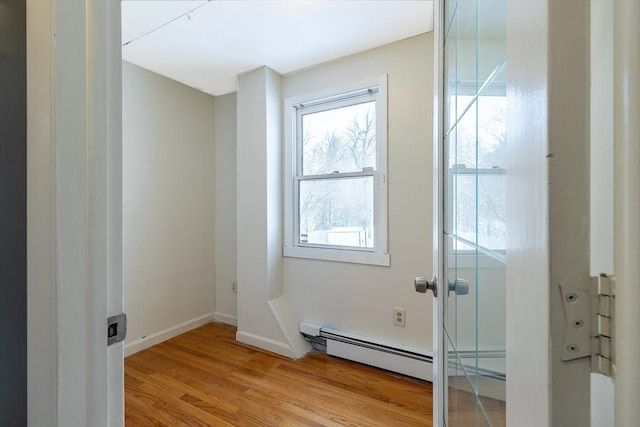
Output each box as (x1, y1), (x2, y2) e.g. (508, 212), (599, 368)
(122, 1), (433, 96)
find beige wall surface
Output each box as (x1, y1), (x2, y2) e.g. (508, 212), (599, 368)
(123, 62), (216, 353)
(213, 92), (238, 325)
(281, 33), (435, 351)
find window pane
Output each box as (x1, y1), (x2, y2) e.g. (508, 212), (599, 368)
(477, 93), (506, 169)
(453, 172), (506, 250)
(299, 176), (374, 248)
(302, 101), (376, 175)
(450, 94), (506, 169)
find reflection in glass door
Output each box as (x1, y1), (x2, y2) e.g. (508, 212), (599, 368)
(442, 0), (507, 425)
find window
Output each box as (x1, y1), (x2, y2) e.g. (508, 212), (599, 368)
(447, 85), (506, 260)
(284, 76), (389, 266)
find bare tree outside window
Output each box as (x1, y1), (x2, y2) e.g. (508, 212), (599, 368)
(299, 101), (376, 248)
(450, 94), (506, 251)
(284, 77), (388, 264)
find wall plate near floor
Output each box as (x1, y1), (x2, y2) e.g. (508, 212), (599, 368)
(393, 307), (406, 327)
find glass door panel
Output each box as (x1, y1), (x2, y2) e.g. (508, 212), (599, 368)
(478, 1), (506, 87)
(440, 0), (506, 425)
(443, 10), (458, 135)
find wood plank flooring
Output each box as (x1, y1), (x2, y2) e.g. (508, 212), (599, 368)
(125, 322), (432, 426)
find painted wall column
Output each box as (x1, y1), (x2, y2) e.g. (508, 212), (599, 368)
(236, 67), (310, 358)
(614, 1), (640, 425)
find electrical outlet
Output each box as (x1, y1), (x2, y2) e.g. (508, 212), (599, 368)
(393, 307), (406, 327)
(232, 281), (237, 294)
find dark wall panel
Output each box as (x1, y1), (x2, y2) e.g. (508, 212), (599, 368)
(0, 0), (27, 425)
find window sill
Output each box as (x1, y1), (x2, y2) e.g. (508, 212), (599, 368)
(283, 246), (390, 267)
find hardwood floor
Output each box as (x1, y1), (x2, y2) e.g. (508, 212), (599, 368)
(125, 322), (433, 426)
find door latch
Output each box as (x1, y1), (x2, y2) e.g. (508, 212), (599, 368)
(449, 278), (469, 296)
(415, 275), (438, 297)
(107, 313), (127, 346)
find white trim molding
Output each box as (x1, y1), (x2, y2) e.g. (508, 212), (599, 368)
(214, 312), (238, 326)
(124, 314), (215, 357)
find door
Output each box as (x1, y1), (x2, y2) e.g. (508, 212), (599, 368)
(425, 0), (508, 425)
(427, 0), (635, 425)
(441, 0), (507, 425)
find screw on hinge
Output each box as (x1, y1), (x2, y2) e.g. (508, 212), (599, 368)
(567, 344), (580, 353)
(565, 292), (578, 302)
(573, 319), (584, 328)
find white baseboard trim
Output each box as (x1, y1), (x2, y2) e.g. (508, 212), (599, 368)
(124, 313), (215, 357)
(214, 312), (237, 326)
(236, 330), (295, 358)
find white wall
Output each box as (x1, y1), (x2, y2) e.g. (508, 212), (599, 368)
(122, 61), (216, 355)
(282, 34), (434, 351)
(214, 92), (238, 324)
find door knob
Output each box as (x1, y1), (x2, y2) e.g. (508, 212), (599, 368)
(415, 275), (438, 297)
(449, 278), (469, 296)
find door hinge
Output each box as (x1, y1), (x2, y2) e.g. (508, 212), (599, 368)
(107, 313), (127, 346)
(560, 274), (614, 377)
(592, 274), (614, 376)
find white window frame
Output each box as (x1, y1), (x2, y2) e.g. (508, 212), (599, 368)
(283, 75), (389, 266)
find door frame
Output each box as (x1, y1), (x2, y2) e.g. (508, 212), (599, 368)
(505, 0), (591, 425)
(27, 0), (124, 425)
(26, 0), (605, 425)
(613, 0), (640, 424)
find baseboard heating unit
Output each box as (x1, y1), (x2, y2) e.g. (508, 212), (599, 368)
(299, 322), (433, 382)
